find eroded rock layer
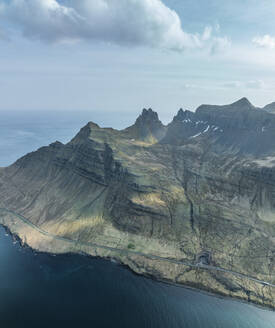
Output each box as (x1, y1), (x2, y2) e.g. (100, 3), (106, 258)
(0, 100), (274, 308)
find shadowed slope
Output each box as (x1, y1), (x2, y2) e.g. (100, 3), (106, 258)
(0, 100), (275, 308)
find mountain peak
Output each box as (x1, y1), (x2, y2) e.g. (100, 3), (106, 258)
(124, 108), (166, 142)
(138, 108), (159, 123)
(263, 101), (275, 114)
(196, 97), (254, 114)
(173, 108), (194, 122)
(173, 108), (185, 121)
(70, 121), (100, 144)
(231, 97), (253, 108)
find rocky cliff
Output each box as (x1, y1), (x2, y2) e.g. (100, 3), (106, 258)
(0, 98), (274, 309)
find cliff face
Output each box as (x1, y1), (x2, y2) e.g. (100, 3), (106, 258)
(0, 99), (275, 308)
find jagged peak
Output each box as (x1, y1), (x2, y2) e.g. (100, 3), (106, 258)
(136, 108), (160, 124)
(172, 108), (194, 122)
(177, 108), (184, 115)
(124, 108), (166, 142)
(174, 108), (185, 120)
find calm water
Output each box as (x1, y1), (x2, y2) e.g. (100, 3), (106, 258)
(1, 112), (275, 327)
(0, 226), (275, 328)
(0, 110), (135, 167)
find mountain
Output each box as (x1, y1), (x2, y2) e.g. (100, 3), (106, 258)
(263, 102), (275, 114)
(163, 97), (275, 155)
(124, 108), (166, 142)
(0, 98), (274, 309)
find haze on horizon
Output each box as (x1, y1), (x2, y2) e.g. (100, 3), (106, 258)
(1, 0), (275, 117)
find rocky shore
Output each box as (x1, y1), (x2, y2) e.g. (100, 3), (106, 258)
(1, 209), (274, 310)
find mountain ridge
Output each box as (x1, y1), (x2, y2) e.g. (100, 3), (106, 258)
(263, 101), (275, 114)
(0, 97), (275, 309)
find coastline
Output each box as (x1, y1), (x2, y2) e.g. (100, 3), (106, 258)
(1, 211), (275, 311)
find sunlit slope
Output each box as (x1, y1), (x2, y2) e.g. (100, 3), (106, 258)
(0, 101), (274, 308)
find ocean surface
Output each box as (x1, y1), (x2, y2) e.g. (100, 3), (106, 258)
(1, 111), (275, 327)
(0, 110), (135, 167)
(1, 227), (275, 328)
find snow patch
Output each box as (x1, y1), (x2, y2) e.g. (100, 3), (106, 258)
(195, 120), (206, 125)
(190, 132), (202, 138)
(203, 125), (210, 133)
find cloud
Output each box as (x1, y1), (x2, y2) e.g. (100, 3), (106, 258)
(245, 80), (265, 89)
(201, 25), (231, 54)
(210, 35), (231, 54)
(222, 80), (265, 90)
(0, 0), (230, 52)
(252, 35), (275, 49)
(222, 81), (242, 88)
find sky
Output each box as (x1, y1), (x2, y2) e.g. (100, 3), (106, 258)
(1, 0), (275, 120)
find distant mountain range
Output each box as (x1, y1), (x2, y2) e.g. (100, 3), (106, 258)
(0, 98), (274, 309)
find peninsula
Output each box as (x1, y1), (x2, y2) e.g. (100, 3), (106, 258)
(1, 98), (275, 309)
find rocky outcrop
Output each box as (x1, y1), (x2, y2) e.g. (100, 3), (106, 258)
(124, 108), (166, 142)
(0, 98), (274, 309)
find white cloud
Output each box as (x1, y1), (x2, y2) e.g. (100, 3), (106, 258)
(222, 80), (265, 90)
(245, 80), (265, 89)
(223, 81), (242, 88)
(0, 0), (230, 52)
(252, 35), (275, 49)
(210, 35), (231, 54)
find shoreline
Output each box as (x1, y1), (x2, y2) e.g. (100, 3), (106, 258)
(1, 222), (274, 313)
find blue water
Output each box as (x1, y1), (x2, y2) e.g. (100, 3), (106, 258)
(0, 110), (135, 167)
(0, 111), (275, 327)
(0, 226), (275, 328)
